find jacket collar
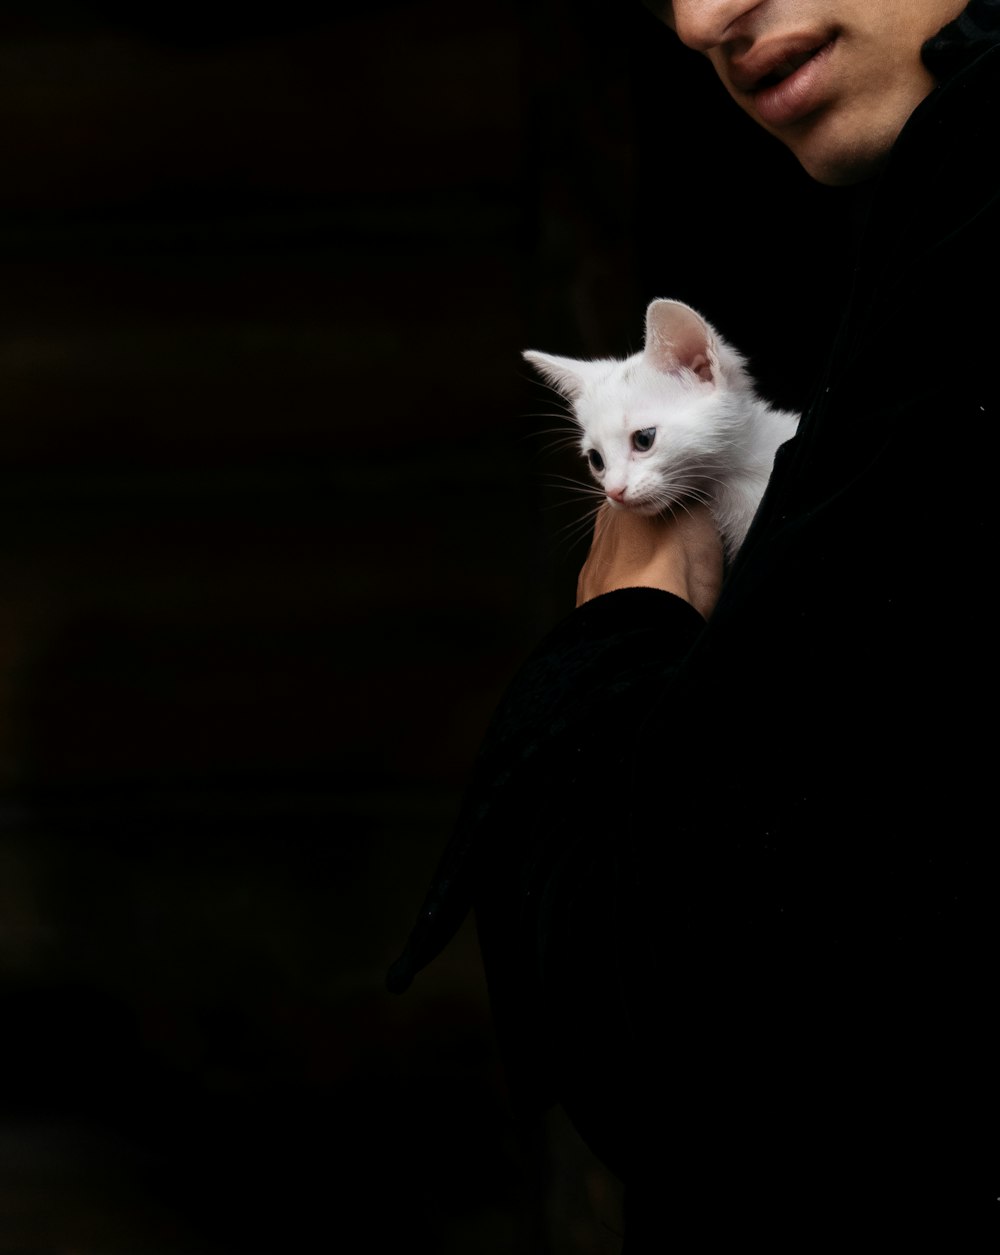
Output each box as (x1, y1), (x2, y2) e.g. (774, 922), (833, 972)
(922, 0), (1000, 79)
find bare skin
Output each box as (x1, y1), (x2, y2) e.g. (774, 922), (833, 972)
(656, 0), (966, 186)
(576, 502), (723, 619)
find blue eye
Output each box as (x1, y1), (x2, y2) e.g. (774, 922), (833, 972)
(632, 428), (656, 452)
(587, 449), (605, 472)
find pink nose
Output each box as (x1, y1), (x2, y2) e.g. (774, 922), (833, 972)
(608, 486), (627, 503)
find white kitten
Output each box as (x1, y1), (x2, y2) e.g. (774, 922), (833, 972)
(523, 299), (799, 559)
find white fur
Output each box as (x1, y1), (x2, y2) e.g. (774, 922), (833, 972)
(523, 299), (799, 560)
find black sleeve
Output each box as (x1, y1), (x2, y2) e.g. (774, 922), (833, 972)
(385, 587), (705, 998)
(386, 46), (999, 1209)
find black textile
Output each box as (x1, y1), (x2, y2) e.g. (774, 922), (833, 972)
(390, 19), (998, 1240)
(923, 0), (1000, 75)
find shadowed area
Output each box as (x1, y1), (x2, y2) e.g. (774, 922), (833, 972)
(0, 0), (850, 1249)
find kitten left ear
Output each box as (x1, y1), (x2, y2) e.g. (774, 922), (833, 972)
(643, 299), (719, 384)
(522, 349), (600, 401)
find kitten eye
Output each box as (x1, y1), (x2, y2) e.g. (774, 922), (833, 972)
(587, 449), (605, 473)
(632, 427), (656, 453)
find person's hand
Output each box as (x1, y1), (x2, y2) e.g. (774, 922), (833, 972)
(576, 503), (723, 619)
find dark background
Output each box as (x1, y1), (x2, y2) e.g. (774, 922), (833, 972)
(0, 1), (854, 1250)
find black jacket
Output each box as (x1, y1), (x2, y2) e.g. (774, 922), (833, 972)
(391, 15), (997, 1236)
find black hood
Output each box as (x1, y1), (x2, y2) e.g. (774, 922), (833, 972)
(923, 0), (1000, 77)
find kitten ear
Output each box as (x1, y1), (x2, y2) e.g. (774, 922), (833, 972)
(522, 349), (597, 401)
(643, 299), (718, 384)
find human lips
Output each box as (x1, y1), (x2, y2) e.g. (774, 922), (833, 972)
(728, 33), (839, 129)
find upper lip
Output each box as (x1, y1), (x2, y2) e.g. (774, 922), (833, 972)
(727, 33), (834, 94)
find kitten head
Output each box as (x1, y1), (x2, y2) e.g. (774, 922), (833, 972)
(524, 299), (751, 515)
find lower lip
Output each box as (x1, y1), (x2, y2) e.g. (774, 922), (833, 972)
(752, 38), (837, 129)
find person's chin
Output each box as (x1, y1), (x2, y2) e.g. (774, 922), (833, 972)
(794, 144), (889, 187)
(781, 92), (927, 186)
(783, 120), (896, 187)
